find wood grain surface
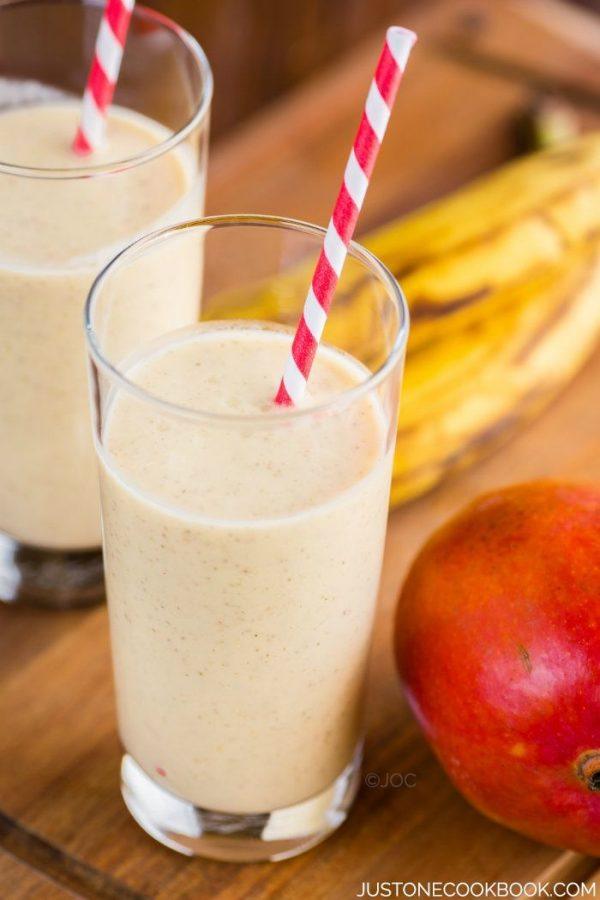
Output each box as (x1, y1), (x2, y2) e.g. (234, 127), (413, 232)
(0, 0), (599, 897)
(0, 852), (75, 899)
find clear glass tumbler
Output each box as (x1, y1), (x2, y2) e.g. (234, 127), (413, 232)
(0, 0), (212, 607)
(85, 216), (409, 862)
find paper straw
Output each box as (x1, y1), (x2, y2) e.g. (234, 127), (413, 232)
(73, 0), (135, 154)
(274, 26), (416, 406)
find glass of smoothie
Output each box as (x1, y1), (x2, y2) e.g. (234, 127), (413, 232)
(85, 215), (409, 862)
(0, 0), (212, 607)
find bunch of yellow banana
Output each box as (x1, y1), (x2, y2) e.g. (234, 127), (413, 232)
(206, 133), (600, 509)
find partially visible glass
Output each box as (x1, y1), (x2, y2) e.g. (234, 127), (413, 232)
(85, 215), (409, 862)
(0, 0), (212, 607)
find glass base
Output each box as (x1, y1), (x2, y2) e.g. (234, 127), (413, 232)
(121, 746), (362, 862)
(0, 532), (104, 608)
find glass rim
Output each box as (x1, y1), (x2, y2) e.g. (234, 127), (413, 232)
(0, 0), (213, 180)
(85, 214), (410, 425)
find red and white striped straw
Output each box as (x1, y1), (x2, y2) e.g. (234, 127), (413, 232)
(274, 26), (416, 407)
(73, 0), (135, 154)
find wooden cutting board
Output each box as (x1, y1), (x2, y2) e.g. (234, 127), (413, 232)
(1, 0), (599, 896)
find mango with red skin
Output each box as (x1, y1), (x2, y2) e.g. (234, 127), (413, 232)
(395, 481), (600, 854)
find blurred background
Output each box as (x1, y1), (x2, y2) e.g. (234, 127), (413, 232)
(141, 0), (598, 140)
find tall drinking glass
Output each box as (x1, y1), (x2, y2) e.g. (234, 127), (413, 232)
(86, 216), (408, 862)
(0, 0), (212, 607)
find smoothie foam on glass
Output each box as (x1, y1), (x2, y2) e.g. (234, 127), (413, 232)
(86, 217), (408, 862)
(0, 0), (212, 607)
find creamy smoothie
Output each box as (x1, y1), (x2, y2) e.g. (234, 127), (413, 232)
(98, 323), (393, 814)
(0, 101), (201, 550)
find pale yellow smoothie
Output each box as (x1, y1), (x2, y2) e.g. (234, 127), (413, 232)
(99, 323), (393, 814)
(0, 102), (201, 549)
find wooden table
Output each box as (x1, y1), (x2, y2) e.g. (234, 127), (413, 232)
(1, 0), (599, 896)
